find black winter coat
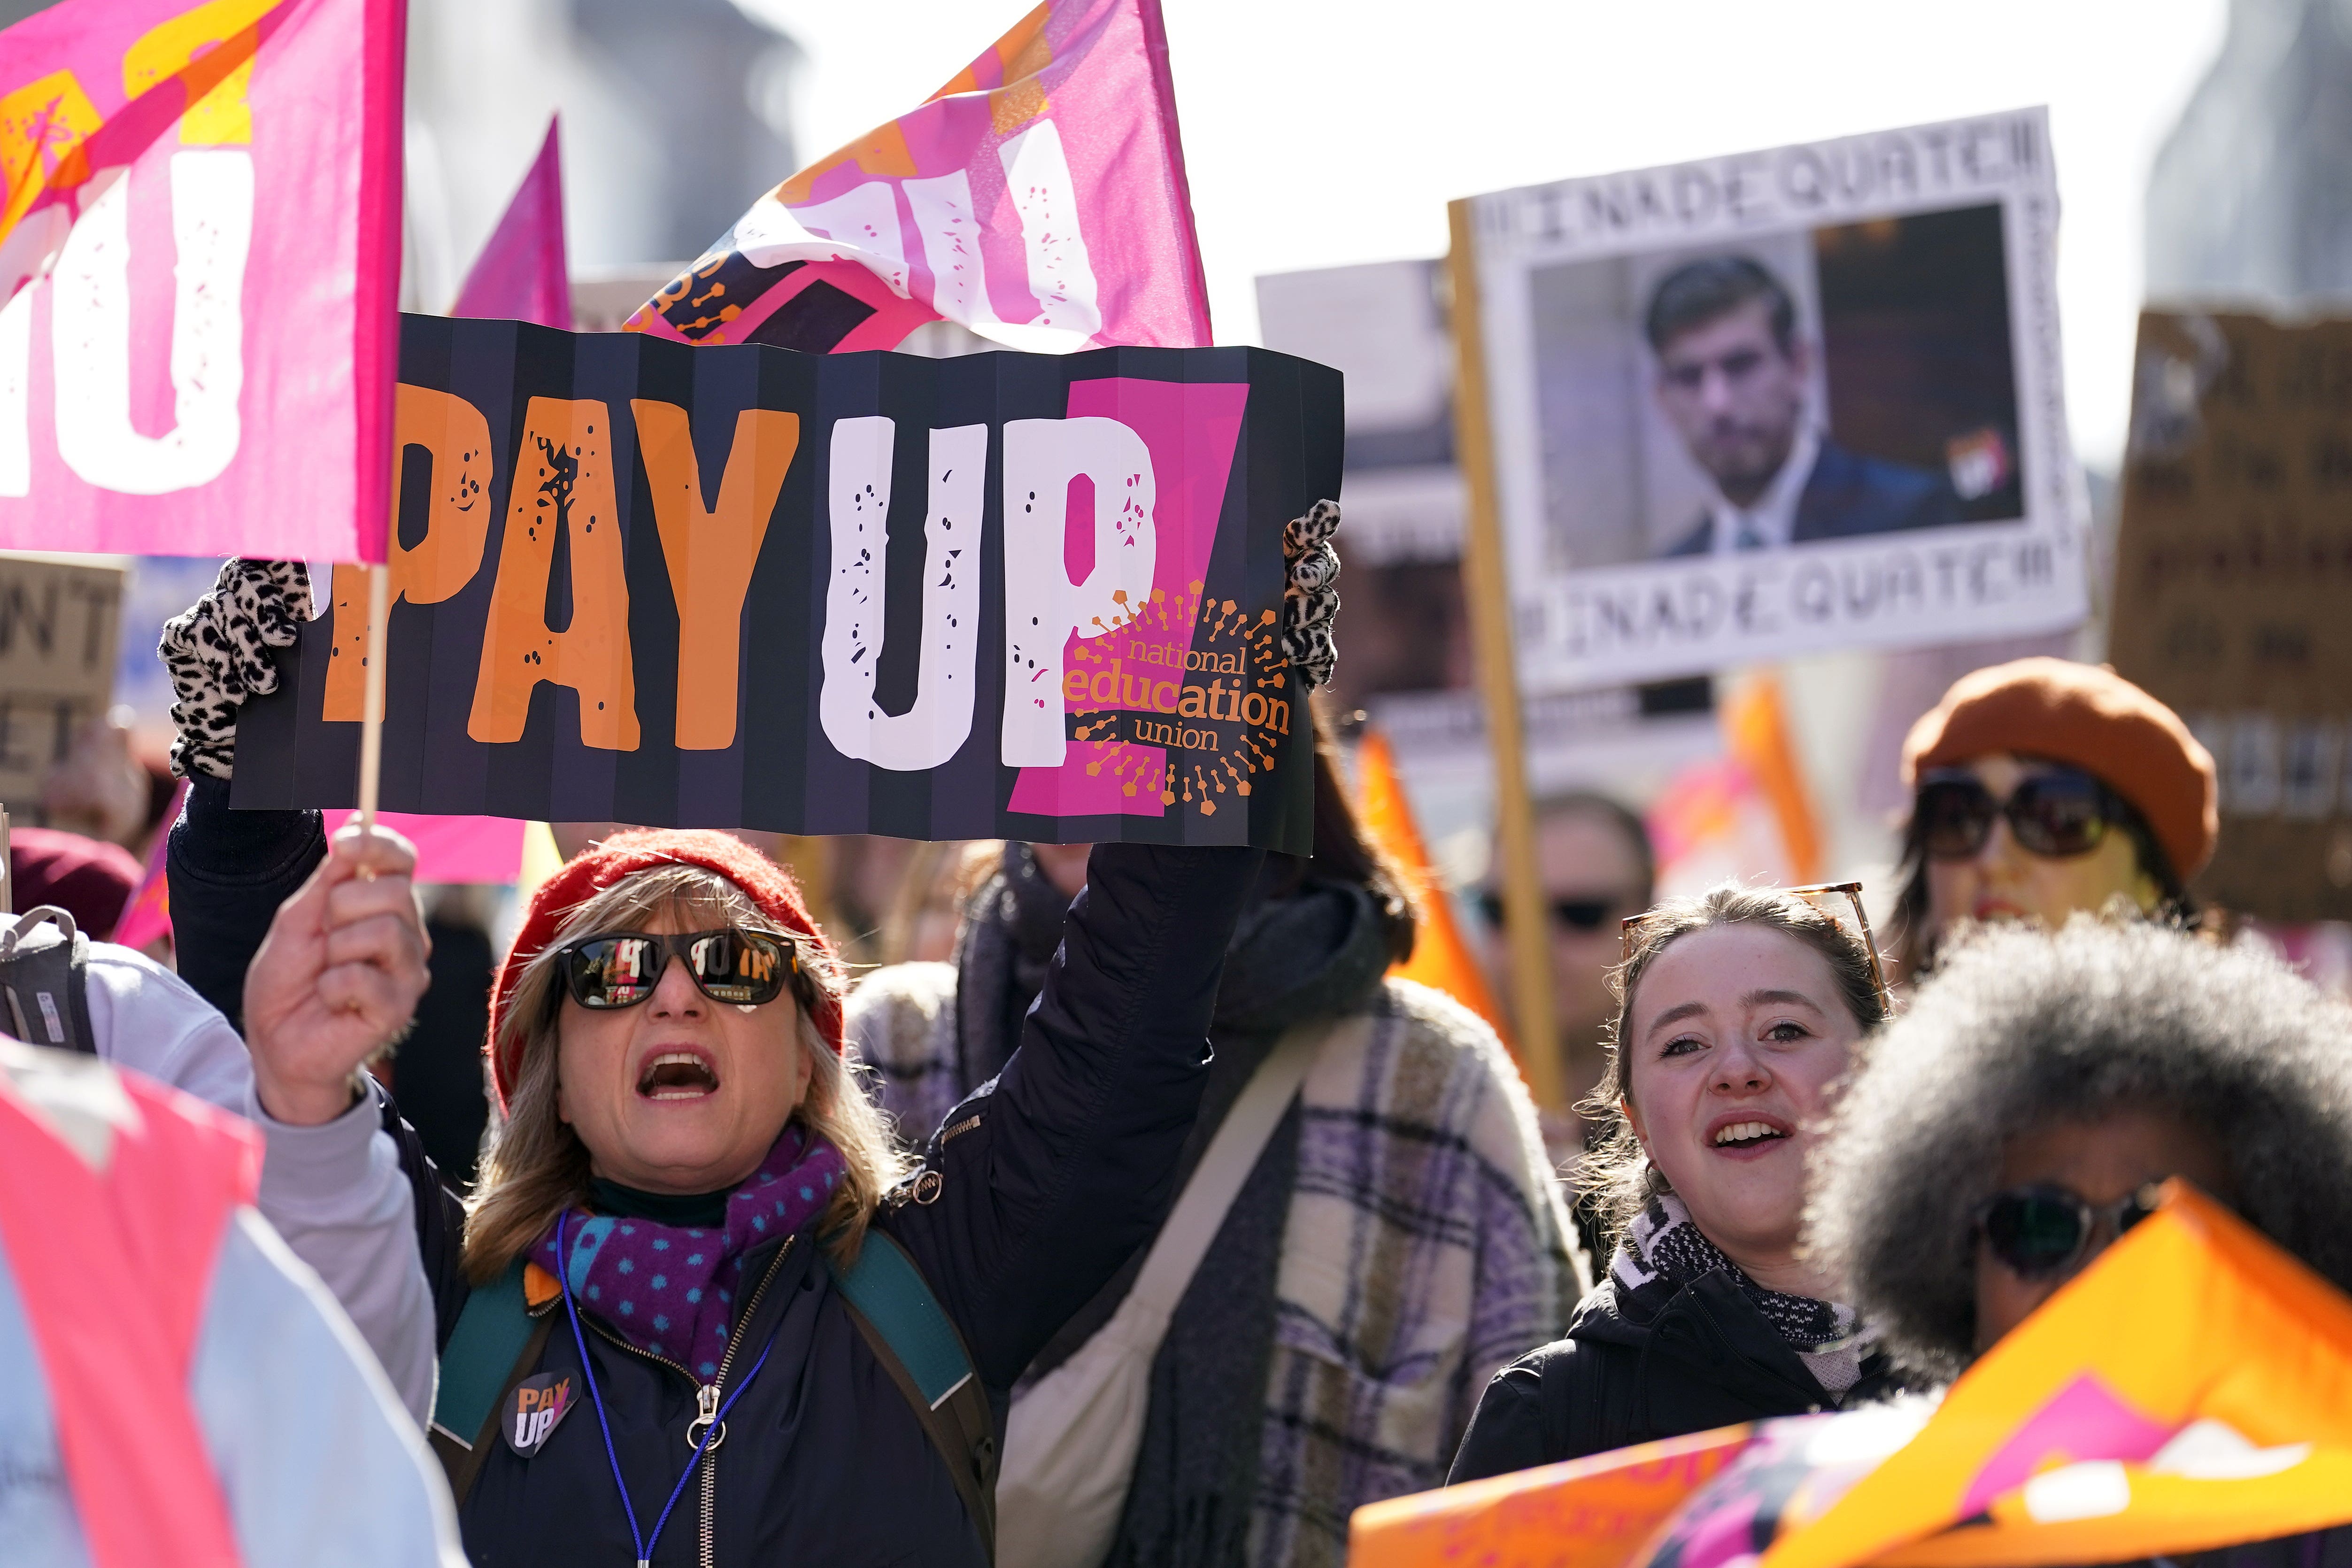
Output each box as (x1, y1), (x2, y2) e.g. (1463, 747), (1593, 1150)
(1448, 1270), (1900, 1481)
(169, 780), (1263, 1565)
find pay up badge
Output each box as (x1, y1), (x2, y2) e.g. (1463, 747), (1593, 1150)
(504, 1371), (577, 1458)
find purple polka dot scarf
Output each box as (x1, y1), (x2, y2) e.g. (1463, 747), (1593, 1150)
(537, 1122), (847, 1376)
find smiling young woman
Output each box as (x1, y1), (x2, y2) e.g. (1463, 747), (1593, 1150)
(1449, 884), (1893, 1480)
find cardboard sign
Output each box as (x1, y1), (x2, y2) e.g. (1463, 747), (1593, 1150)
(0, 553), (123, 810)
(0, 0), (403, 563)
(1457, 109), (2089, 690)
(231, 316), (1339, 849)
(2109, 311), (2352, 922)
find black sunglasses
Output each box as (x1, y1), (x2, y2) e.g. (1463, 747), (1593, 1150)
(555, 927), (800, 1011)
(1975, 1181), (2164, 1280)
(1477, 891), (1625, 933)
(1917, 768), (2123, 862)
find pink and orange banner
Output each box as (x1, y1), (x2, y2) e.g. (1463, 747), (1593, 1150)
(1349, 1184), (2352, 1568)
(0, 0), (403, 563)
(628, 0), (1210, 356)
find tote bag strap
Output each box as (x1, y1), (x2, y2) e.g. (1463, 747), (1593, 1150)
(1124, 1013), (1355, 1325)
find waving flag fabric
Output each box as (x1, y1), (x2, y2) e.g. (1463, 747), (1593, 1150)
(627, 0), (1210, 355)
(0, 0), (404, 561)
(452, 115), (570, 330)
(1754, 1182), (2352, 1568)
(1349, 1183), (2352, 1568)
(1353, 726), (1518, 1056)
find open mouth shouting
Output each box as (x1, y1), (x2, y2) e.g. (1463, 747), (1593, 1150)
(638, 1047), (721, 1102)
(1708, 1114), (1792, 1155)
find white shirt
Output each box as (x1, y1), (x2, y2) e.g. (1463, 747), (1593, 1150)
(1709, 422), (1821, 555)
(0, 914), (437, 1424)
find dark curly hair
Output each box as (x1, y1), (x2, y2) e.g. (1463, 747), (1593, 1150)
(1807, 917), (2352, 1383)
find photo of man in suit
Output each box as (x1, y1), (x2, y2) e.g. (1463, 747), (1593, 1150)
(1647, 255), (1957, 557)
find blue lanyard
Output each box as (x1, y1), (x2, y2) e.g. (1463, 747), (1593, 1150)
(553, 1211), (782, 1568)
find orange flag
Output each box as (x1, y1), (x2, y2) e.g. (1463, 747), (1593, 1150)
(1346, 1182), (2352, 1568)
(1349, 1426), (1755, 1568)
(1758, 1181), (2352, 1568)
(1647, 673), (1822, 891)
(1352, 726), (1514, 1054)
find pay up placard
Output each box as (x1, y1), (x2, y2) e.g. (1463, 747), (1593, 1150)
(231, 317), (1341, 850)
(2110, 310), (2352, 922)
(1458, 109), (2090, 690)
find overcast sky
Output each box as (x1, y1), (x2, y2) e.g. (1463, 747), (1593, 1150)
(743, 0), (2231, 472)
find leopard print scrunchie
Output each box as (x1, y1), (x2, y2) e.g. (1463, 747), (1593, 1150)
(158, 559), (313, 780)
(1280, 498), (1341, 691)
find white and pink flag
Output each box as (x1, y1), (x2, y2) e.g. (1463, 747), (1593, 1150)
(627, 0), (1211, 355)
(0, 0), (405, 562)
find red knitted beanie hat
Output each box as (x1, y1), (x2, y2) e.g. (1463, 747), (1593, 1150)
(487, 828), (842, 1111)
(1901, 657), (2219, 883)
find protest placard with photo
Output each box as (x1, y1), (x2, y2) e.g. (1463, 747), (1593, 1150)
(231, 316), (1339, 850)
(2109, 310), (2352, 923)
(1457, 109), (2090, 690)
(1255, 258), (1721, 796)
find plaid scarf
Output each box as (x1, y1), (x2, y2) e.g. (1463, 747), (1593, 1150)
(1610, 1192), (1867, 1393)
(536, 1123), (844, 1375)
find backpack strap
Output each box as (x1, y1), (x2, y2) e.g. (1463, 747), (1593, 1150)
(0, 908), (95, 1054)
(428, 1258), (555, 1505)
(828, 1230), (998, 1561)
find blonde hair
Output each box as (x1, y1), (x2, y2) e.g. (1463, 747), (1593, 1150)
(462, 864), (910, 1283)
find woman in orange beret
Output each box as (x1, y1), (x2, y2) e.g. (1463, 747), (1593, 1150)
(1894, 657), (2219, 974)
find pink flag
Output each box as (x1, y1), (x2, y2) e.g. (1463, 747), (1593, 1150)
(323, 808), (523, 884)
(110, 776), (186, 953)
(0, 0), (404, 562)
(452, 115), (571, 329)
(627, 0), (1209, 355)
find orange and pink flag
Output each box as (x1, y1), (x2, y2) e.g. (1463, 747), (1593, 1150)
(629, 0), (1210, 355)
(0, 0), (405, 562)
(1349, 1182), (2352, 1568)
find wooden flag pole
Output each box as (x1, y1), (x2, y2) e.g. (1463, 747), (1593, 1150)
(355, 562), (391, 839)
(1447, 199), (1564, 1113)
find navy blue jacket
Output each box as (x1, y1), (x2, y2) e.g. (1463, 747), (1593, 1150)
(1662, 437), (1959, 557)
(169, 781), (1261, 1565)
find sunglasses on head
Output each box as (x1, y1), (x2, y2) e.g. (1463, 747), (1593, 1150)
(555, 927), (801, 1011)
(1477, 891), (1625, 933)
(1916, 768), (2123, 862)
(1975, 1182), (2164, 1280)
(1618, 880), (1891, 1008)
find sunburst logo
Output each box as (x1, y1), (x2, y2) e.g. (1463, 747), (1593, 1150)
(1059, 581), (1291, 817)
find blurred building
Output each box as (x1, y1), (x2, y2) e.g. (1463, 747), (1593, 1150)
(0, 0), (802, 299)
(405, 0), (802, 305)
(2146, 0), (2352, 301)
